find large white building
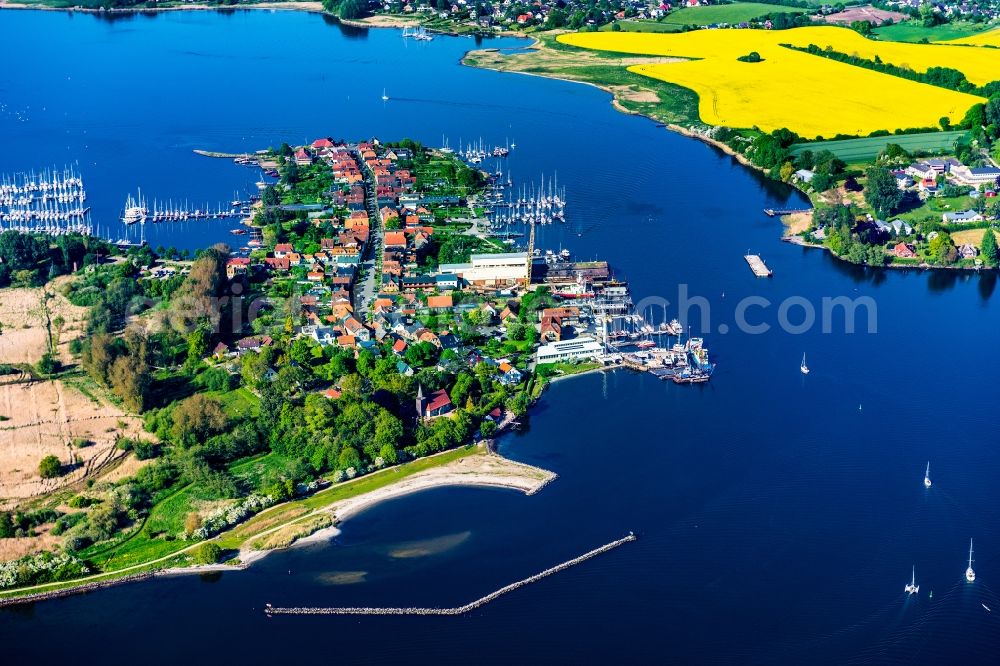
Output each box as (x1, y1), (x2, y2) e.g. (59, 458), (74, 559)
(439, 252), (528, 288)
(952, 165), (1000, 187)
(535, 337), (604, 364)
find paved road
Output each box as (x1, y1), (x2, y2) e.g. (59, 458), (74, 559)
(353, 151), (381, 320)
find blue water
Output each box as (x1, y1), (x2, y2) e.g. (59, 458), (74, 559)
(3, 10), (1000, 664)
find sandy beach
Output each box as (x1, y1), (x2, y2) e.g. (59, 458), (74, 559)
(234, 450), (557, 564)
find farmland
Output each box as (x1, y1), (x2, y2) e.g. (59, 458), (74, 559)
(874, 20), (996, 43)
(789, 131), (967, 162)
(944, 26), (1000, 46)
(659, 3), (799, 26)
(557, 27), (993, 137)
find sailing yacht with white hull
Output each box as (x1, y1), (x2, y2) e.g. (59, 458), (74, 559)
(904, 566), (919, 595)
(966, 539), (976, 582)
(924, 462), (931, 488)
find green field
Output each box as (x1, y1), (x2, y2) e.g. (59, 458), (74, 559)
(598, 20), (683, 33)
(873, 20), (996, 43)
(790, 131), (966, 162)
(661, 3), (806, 26)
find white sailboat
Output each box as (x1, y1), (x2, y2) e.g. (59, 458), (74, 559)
(904, 566), (919, 595)
(966, 539), (976, 582)
(924, 462), (932, 488)
(381, 88), (389, 101)
(800, 353), (809, 375)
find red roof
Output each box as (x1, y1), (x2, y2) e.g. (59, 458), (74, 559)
(426, 294), (453, 309)
(426, 389), (452, 413)
(312, 138), (334, 148)
(384, 231), (407, 247)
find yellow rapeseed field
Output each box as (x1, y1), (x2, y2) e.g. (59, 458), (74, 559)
(945, 27), (1000, 47)
(558, 27), (992, 138)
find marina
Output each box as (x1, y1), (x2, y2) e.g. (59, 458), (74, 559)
(120, 189), (247, 225)
(531, 253), (716, 383)
(0, 165), (92, 235)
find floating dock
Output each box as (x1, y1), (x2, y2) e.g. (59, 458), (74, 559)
(745, 254), (772, 277)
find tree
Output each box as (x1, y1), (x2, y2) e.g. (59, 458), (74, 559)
(193, 542), (222, 565)
(981, 228), (998, 265)
(336, 0), (366, 20)
(36, 353), (59, 376)
(864, 166), (904, 217)
(170, 394), (228, 447)
(185, 326), (212, 370)
(776, 160), (793, 182)
(38, 455), (62, 479)
(109, 353), (151, 413)
(0, 511), (13, 538)
(929, 232), (957, 264)
(450, 372), (475, 406)
(184, 512), (203, 537)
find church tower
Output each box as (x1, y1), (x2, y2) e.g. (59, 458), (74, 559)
(415, 384), (426, 419)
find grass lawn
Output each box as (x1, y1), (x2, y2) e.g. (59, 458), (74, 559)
(895, 194), (979, 224)
(949, 228), (999, 247)
(536, 361), (602, 378)
(874, 20), (994, 43)
(790, 131), (966, 162)
(205, 386), (260, 419)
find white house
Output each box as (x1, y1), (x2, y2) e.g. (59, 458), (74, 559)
(942, 210), (983, 224)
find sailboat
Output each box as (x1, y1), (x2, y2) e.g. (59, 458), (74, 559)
(381, 88), (389, 102)
(904, 566), (919, 595)
(800, 353), (809, 375)
(924, 462), (932, 488)
(966, 539), (976, 582)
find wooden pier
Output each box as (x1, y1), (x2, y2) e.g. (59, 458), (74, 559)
(264, 533), (637, 617)
(745, 254), (773, 277)
(763, 208), (811, 217)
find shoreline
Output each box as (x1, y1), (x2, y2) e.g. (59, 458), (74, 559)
(782, 234), (997, 272)
(462, 40), (802, 196)
(0, 448), (555, 606)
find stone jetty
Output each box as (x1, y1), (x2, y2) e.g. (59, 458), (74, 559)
(265, 533), (637, 617)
